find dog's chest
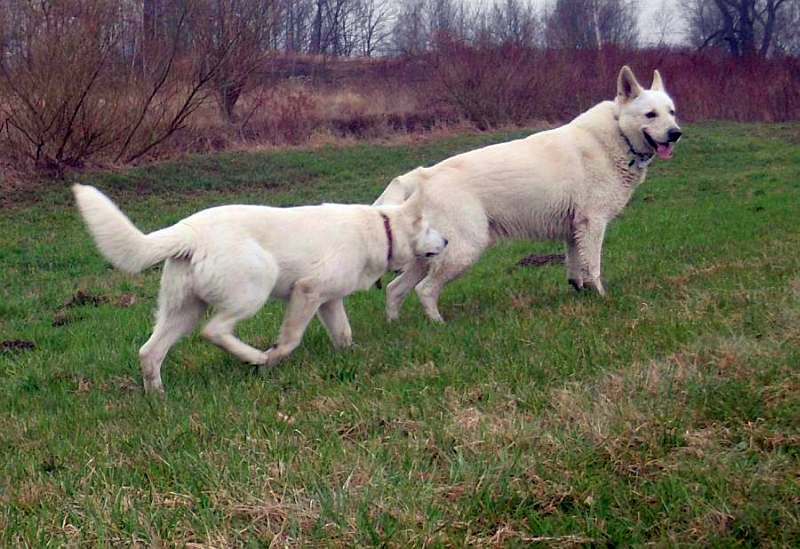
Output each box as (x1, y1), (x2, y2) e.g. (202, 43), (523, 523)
(612, 153), (648, 189)
(579, 154), (647, 218)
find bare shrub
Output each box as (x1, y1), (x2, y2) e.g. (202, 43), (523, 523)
(423, 42), (800, 128)
(0, 1), (233, 174)
(426, 38), (539, 129)
(0, 2), (128, 172)
(239, 86), (321, 145)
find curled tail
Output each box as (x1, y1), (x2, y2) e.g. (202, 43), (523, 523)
(72, 184), (193, 274)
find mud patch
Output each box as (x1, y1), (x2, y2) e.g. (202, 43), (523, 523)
(116, 293), (138, 308)
(1, 339), (36, 354)
(517, 253), (564, 268)
(62, 289), (108, 308)
(53, 290), (109, 326)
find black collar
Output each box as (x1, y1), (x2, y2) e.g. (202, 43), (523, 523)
(380, 213), (393, 265)
(621, 131), (654, 168)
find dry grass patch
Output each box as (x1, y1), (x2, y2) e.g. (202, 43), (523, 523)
(465, 527), (597, 547)
(442, 385), (534, 452)
(5, 479), (62, 511)
(665, 259), (758, 288)
(375, 360), (439, 383)
(208, 487), (319, 545)
(544, 325), (796, 477)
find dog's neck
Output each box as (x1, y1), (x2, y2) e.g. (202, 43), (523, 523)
(572, 102), (654, 172)
(619, 130), (654, 170)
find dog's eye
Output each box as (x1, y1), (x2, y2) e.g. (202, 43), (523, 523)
(669, 109), (675, 116)
(645, 111), (657, 119)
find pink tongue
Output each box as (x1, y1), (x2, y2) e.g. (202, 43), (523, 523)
(657, 143), (673, 160)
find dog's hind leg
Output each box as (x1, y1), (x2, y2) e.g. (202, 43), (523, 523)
(317, 298), (352, 348)
(202, 310), (270, 365)
(386, 259), (429, 321)
(415, 240), (485, 323)
(261, 278), (322, 370)
(199, 243), (275, 365)
(139, 260), (206, 394)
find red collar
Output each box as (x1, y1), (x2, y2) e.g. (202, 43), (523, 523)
(380, 213), (393, 265)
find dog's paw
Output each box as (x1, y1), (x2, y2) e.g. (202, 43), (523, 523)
(142, 376), (166, 396)
(262, 346), (287, 368)
(568, 278), (584, 292)
(584, 278), (607, 296)
(427, 312), (446, 324)
(335, 334), (353, 348)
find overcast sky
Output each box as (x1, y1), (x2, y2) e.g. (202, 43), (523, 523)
(522, 0), (686, 45)
(638, 0), (684, 44)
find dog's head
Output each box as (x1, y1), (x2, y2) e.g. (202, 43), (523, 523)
(616, 66), (681, 161)
(400, 185), (448, 259)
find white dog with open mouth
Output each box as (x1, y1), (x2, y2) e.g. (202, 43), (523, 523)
(374, 66), (682, 322)
(73, 185), (447, 393)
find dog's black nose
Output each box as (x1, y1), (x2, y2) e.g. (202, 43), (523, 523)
(667, 129), (682, 142)
(444, 238), (449, 247)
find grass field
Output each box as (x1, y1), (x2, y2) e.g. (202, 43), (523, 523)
(1, 123), (799, 546)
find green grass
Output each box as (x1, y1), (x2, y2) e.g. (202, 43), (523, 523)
(1, 123), (799, 545)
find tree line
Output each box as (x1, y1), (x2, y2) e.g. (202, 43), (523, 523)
(3, 1), (798, 62)
(1, 0), (798, 173)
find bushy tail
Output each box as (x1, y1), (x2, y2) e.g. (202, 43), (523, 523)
(72, 184), (193, 274)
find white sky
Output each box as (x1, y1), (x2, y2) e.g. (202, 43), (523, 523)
(491, 0), (687, 45)
(638, 0), (684, 44)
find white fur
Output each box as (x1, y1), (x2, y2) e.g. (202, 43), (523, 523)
(73, 184), (446, 393)
(374, 66), (682, 323)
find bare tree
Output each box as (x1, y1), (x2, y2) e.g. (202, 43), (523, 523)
(487, 0), (540, 46)
(545, 0), (639, 49)
(190, 0), (281, 122)
(648, 0), (679, 47)
(353, 0), (394, 56)
(682, 0), (796, 57)
(773, 0), (800, 53)
(393, 0), (429, 55)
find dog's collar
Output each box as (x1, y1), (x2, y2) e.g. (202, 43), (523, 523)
(380, 213), (393, 265)
(620, 131), (654, 169)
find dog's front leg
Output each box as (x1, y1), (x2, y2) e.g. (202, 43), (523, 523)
(260, 279), (322, 373)
(565, 235), (584, 291)
(575, 216), (608, 296)
(317, 298), (353, 348)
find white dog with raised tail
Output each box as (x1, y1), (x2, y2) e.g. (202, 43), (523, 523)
(374, 65), (682, 322)
(73, 185), (447, 393)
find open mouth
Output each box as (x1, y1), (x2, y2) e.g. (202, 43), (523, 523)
(643, 130), (674, 160)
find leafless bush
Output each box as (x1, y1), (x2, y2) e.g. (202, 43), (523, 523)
(421, 41), (800, 127)
(237, 86), (321, 145)
(426, 38), (540, 129)
(0, 1), (235, 174)
(197, 0), (283, 123)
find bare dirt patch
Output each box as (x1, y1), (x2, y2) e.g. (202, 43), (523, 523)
(517, 253), (565, 268)
(1, 340), (36, 354)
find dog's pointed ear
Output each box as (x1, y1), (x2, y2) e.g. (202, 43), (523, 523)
(617, 66), (643, 102)
(651, 69), (664, 91)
